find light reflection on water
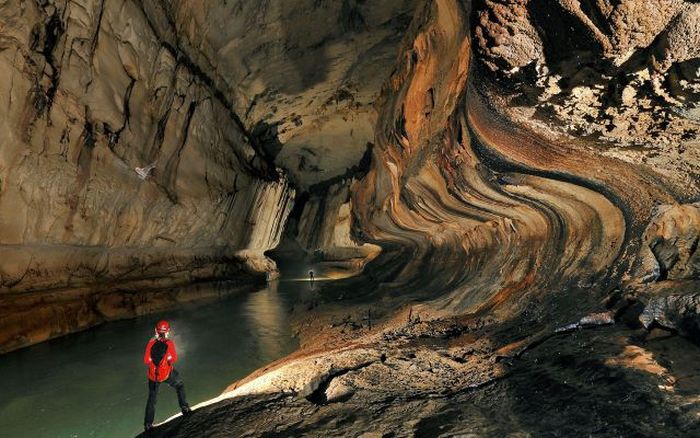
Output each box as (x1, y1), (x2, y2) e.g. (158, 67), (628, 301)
(0, 278), (307, 438)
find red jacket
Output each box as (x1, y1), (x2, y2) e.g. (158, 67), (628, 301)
(144, 338), (177, 382)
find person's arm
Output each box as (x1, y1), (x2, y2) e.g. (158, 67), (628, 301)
(143, 339), (155, 365)
(167, 340), (177, 364)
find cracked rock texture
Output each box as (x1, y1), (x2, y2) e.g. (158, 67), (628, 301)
(0, 0), (294, 352)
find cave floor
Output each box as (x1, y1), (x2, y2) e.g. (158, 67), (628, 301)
(0, 279), (311, 438)
(143, 314), (700, 438)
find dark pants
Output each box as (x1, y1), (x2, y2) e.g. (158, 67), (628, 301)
(144, 369), (189, 427)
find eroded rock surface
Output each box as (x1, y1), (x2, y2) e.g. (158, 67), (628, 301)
(142, 321), (700, 437)
(151, 0), (419, 188)
(473, 0), (700, 193)
(636, 203), (700, 281)
(0, 0), (294, 352)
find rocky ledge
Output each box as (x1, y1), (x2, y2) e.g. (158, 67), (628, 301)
(142, 299), (700, 437)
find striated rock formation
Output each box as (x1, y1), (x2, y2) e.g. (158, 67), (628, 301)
(0, 0), (294, 352)
(348, 0), (699, 322)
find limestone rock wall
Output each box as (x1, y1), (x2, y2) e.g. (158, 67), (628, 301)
(295, 179), (380, 274)
(0, 0), (294, 352)
(2, 0), (699, 352)
(351, 0), (699, 320)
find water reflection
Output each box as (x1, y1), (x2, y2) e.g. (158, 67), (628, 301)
(0, 280), (304, 438)
(244, 280), (289, 359)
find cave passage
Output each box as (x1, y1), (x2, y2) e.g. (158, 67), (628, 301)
(1, 0), (700, 435)
(0, 269), (317, 438)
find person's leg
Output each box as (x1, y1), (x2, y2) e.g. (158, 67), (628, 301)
(144, 380), (159, 428)
(166, 369), (190, 412)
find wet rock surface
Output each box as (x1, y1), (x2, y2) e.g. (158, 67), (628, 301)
(141, 319), (700, 437)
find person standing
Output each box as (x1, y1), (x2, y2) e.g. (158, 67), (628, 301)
(143, 320), (191, 431)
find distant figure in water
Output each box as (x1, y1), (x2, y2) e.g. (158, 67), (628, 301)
(143, 320), (191, 431)
(309, 269), (315, 284)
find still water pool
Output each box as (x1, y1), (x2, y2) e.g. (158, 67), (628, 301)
(0, 278), (311, 438)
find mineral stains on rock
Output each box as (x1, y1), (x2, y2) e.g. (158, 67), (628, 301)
(139, 1), (700, 434)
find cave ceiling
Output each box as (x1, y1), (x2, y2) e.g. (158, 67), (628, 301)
(159, 0), (420, 189)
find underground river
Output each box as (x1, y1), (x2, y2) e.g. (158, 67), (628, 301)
(0, 271), (320, 438)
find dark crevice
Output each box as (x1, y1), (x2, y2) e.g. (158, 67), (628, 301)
(218, 174), (241, 232)
(148, 66), (179, 162)
(135, 0), (278, 181)
(162, 100), (198, 204)
(305, 359), (377, 405)
(687, 235), (699, 259)
(250, 120), (284, 162)
(42, 10), (64, 114)
(578, 0), (612, 38)
(64, 109), (97, 232)
(84, 0), (106, 92)
(107, 77), (136, 149)
(340, 0), (368, 33)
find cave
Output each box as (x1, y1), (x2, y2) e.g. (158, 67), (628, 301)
(1, 1), (699, 437)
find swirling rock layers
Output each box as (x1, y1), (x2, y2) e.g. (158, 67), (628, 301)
(351, 0), (697, 323)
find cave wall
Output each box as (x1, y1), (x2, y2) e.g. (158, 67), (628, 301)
(294, 178), (380, 274)
(352, 0), (699, 321)
(1, 0), (698, 352)
(0, 0), (294, 352)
